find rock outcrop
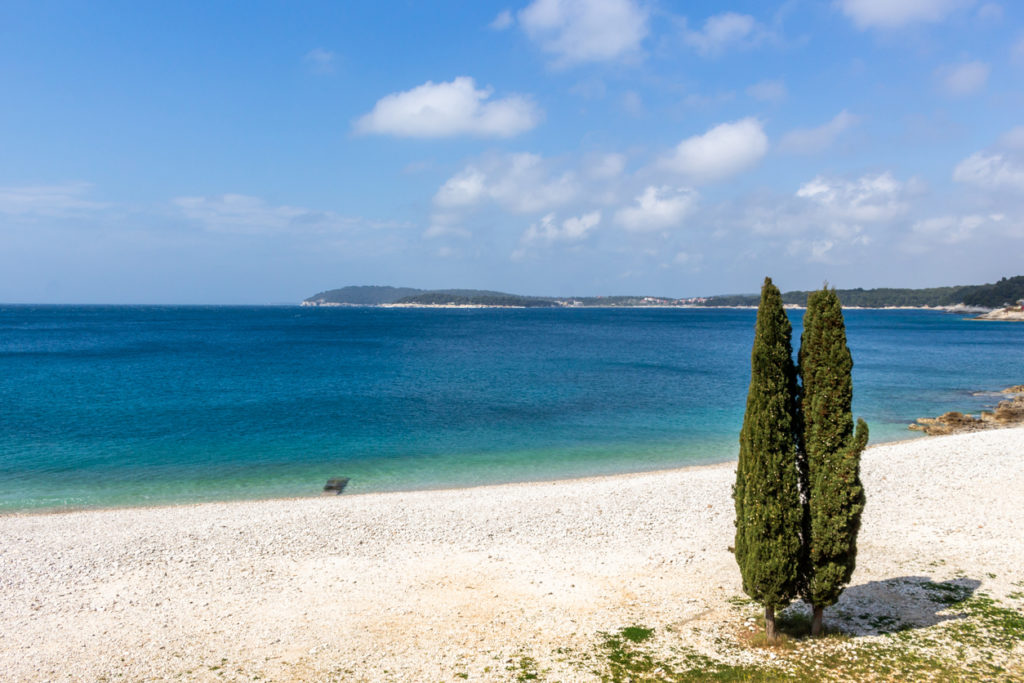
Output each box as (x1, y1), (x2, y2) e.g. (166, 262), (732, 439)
(973, 307), (1024, 321)
(909, 386), (1024, 435)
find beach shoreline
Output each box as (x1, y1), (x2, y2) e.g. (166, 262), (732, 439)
(2, 427), (1022, 681)
(0, 427), (934, 518)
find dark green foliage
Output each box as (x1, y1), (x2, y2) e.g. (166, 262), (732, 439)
(395, 292), (558, 307)
(734, 278), (803, 614)
(798, 287), (868, 612)
(304, 285), (424, 305)
(701, 276), (1024, 308)
(960, 275), (1024, 308)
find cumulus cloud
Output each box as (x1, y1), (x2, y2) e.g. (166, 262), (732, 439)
(778, 110), (860, 155)
(522, 210), (601, 244)
(490, 9), (514, 30)
(937, 61), (989, 96)
(661, 118), (768, 183)
(911, 214), (994, 244)
(354, 77), (541, 138)
(746, 79), (787, 103)
(434, 153), (579, 213)
(953, 152), (1024, 190)
(786, 238), (840, 263)
(682, 12), (767, 57)
(795, 172), (909, 223)
(615, 186), (698, 232)
(518, 0), (649, 66)
(0, 182), (108, 217)
(837, 0), (973, 29)
(727, 172), (911, 263)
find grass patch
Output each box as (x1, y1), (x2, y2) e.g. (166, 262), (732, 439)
(506, 655), (541, 682)
(589, 626), (778, 682)
(570, 580), (1024, 682)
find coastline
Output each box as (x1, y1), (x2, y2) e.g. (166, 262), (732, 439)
(3, 427), (1022, 681)
(301, 302), (983, 311)
(0, 427), (930, 517)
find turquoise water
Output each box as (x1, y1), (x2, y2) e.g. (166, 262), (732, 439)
(1, 305), (1021, 511)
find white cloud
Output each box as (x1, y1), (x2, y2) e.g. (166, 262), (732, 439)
(522, 210), (601, 244)
(837, 0), (973, 29)
(434, 153), (579, 213)
(174, 194), (401, 235)
(586, 153), (626, 180)
(354, 77), (541, 138)
(953, 152), (1024, 190)
(787, 238), (838, 263)
(911, 214), (991, 243)
(746, 79), (787, 102)
(304, 48), (336, 74)
(490, 9), (514, 30)
(796, 172), (909, 222)
(0, 182), (108, 217)
(615, 186), (698, 231)
(518, 0), (649, 66)
(682, 12), (766, 57)
(937, 61), (989, 96)
(434, 168), (488, 208)
(778, 110), (860, 154)
(661, 118), (768, 182)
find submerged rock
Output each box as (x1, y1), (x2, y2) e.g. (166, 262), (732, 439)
(322, 477), (350, 495)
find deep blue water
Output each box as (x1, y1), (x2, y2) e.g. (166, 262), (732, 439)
(1, 305), (1021, 511)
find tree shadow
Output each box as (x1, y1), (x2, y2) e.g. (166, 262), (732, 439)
(780, 575), (982, 637)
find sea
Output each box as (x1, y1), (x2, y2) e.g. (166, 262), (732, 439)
(1, 305), (1021, 512)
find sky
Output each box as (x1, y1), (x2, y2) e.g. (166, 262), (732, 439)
(1, 0), (1023, 303)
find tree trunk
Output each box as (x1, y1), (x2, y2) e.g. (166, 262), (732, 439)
(765, 605), (778, 642)
(811, 605), (824, 636)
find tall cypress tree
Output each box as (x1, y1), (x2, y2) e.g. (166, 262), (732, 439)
(734, 277), (803, 642)
(798, 287), (869, 636)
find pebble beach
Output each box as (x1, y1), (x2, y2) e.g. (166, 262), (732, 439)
(2, 427), (1023, 681)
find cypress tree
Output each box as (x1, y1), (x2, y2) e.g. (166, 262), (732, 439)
(798, 287), (869, 636)
(734, 277), (803, 642)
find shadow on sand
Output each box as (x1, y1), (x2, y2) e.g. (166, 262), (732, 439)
(780, 575), (982, 637)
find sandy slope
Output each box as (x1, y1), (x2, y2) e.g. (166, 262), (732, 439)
(2, 427), (1022, 681)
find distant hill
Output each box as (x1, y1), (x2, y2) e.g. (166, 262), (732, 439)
(302, 276), (1024, 309)
(396, 291), (558, 307)
(703, 276), (1024, 309)
(304, 286), (424, 305)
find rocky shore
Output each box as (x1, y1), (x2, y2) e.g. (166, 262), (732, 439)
(909, 385), (1024, 435)
(973, 307), (1024, 321)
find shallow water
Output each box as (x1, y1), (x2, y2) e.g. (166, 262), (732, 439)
(1, 305), (1021, 511)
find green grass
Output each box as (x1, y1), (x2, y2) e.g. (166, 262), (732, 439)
(535, 577), (1024, 682)
(506, 655), (542, 682)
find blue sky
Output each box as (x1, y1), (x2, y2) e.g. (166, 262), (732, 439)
(2, 0), (1023, 303)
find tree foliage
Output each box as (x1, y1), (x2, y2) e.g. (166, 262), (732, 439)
(798, 287), (868, 632)
(704, 276), (1024, 308)
(734, 278), (803, 625)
